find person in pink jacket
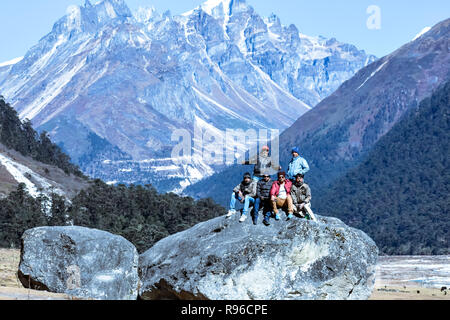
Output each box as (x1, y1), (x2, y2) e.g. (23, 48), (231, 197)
(270, 171), (295, 221)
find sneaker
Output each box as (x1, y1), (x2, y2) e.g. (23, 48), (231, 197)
(263, 219), (270, 226)
(226, 209), (236, 218)
(239, 215), (247, 223)
(275, 214), (280, 221)
(286, 214), (294, 221)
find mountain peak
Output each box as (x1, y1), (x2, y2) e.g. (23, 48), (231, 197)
(200, 0), (248, 17)
(1, 0), (379, 193)
(134, 6), (157, 24)
(93, 0), (132, 20)
(54, 0), (132, 35)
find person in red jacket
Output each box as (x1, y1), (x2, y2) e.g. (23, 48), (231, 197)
(270, 171), (295, 221)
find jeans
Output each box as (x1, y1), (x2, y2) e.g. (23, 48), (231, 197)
(253, 198), (261, 220)
(229, 193), (256, 216)
(258, 199), (273, 221)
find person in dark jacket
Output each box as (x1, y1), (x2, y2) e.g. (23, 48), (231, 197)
(243, 146), (281, 182)
(227, 172), (257, 223)
(255, 174), (273, 226)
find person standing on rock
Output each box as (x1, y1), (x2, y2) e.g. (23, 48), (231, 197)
(256, 174), (274, 226)
(270, 171), (294, 221)
(287, 147), (310, 182)
(291, 173), (317, 222)
(242, 145), (281, 182)
(227, 172), (258, 223)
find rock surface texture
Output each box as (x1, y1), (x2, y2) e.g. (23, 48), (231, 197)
(139, 214), (379, 300)
(18, 226), (139, 300)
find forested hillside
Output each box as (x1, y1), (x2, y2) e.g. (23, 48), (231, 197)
(0, 180), (225, 252)
(315, 82), (450, 255)
(0, 96), (83, 177)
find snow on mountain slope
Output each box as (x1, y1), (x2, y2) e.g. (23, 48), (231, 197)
(0, 0), (376, 192)
(0, 143), (88, 201)
(412, 26), (432, 41)
(0, 58), (22, 84)
(0, 153), (64, 198)
(0, 57), (23, 68)
(0, 153), (41, 198)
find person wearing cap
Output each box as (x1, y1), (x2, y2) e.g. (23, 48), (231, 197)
(256, 173), (273, 226)
(270, 171), (295, 221)
(243, 145), (281, 182)
(227, 172), (258, 223)
(291, 173), (317, 221)
(287, 147), (310, 181)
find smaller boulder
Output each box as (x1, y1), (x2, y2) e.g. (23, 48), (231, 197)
(18, 226), (139, 300)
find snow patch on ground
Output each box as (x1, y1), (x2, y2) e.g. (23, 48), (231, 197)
(357, 60), (389, 90)
(0, 153), (40, 197)
(0, 153), (65, 199)
(376, 256), (450, 289)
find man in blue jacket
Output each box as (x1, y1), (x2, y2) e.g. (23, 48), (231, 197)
(287, 147), (310, 181)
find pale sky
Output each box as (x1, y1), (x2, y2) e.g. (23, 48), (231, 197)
(0, 0), (449, 62)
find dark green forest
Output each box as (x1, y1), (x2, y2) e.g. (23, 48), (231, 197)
(315, 82), (450, 255)
(0, 95), (224, 253)
(0, 180), (224, 253)
(0, 96), (84, 176)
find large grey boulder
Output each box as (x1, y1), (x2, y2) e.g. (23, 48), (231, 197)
(139, 214), (378, 300)
(18, 226), (139, 300)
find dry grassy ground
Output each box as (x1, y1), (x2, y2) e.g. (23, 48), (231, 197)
(369, 285), (448, 300)
(0, 249), (448, 300)
(0, 248), (73, 300)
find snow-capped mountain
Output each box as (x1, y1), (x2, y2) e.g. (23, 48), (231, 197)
(0, 0), (376, 192)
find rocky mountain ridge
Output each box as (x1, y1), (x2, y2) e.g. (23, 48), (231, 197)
(0, 0), (376, 192)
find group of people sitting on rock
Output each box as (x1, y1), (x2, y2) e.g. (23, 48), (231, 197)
(226, 146), (317, 226)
